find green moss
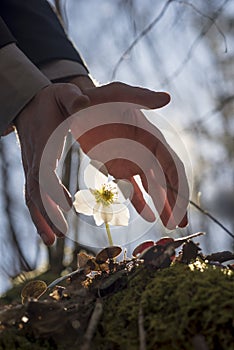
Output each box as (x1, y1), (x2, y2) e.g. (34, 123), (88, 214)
(1, 261), (233, 350)
(0, 330), (56, 350)
(94, 262), (234, 350)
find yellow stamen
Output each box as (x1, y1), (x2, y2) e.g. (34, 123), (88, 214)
(92, 184), (118, 206)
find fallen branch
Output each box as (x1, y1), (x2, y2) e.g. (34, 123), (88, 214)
(192, 334), (209, 350)
(81, 299), (103, 350)
(138, 304), (146, 350)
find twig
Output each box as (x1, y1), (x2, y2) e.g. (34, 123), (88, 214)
(167, 184), (234, 239)
(192, 334), (209, 350)
(174, 0), (228, 53)
(138, 304), (146, 350)
(162, 0), (230, 86)
(81, 299), (103, 350)
(53, 0), (69, 32)
(111, 0), (229, 80)
(182, 94), (234, 132)
(189, 199), (234, 240)
(111, 0), (173, 80)
(47, 267), (84, 289)
(0, 141), (32, 271)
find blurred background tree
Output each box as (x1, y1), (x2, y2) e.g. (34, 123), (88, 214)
(0, 0), (233, 294)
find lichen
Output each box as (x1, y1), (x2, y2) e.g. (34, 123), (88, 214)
(94, 262), (234, 350)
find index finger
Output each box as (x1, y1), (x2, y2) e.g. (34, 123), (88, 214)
(140, 142), (189, 229)
(84, 82), (171, 109)
(155, 139), (189, 225)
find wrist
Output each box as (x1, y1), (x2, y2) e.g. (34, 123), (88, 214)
(68, 75), (96, 92)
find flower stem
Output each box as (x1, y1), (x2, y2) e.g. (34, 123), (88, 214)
(105, 222), (113, 246)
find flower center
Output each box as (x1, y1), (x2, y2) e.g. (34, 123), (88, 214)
(92, 184), (118, 206)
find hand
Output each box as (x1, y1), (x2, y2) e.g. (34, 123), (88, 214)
(15, 79), (189, 246)
(15, 83), (90, 245)
(70, 82), (189, 230)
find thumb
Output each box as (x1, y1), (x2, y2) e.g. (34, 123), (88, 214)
(83, 82), (170, 109)
(55, 83), (91, 116)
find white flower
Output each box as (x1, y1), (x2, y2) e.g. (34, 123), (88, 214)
(73, 164), (130, 226)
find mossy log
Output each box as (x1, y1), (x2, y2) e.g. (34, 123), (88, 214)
(0, 261), (233, 350)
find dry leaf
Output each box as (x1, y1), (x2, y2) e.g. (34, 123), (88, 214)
(96, 246), (122, 264)
(21, 280), (47, 304)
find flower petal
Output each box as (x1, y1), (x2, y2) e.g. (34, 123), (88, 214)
(84, 163), (108, 189)
(93, 203), (104, 226)
(109, 203), (130, 226)
(101, 205), (113, 224)
(93, 204), (114, 225)
(73, 190), (96, 215)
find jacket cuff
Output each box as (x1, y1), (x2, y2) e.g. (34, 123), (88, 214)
(39, 59), (88, 82)
(0, 43), (51, 136)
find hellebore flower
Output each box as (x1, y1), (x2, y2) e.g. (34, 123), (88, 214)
(73, 163), (130, 245)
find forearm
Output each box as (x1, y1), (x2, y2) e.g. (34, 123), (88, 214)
(39, 59), (96, 90)
(0, 0), (94, 136)
(0, 43), (50, 136)
(0, 0), (88, 70)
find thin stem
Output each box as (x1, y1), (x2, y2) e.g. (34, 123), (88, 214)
(105, 222), (114, 246)
(167, 183), (234, 240)
(189, 199), (234, 240)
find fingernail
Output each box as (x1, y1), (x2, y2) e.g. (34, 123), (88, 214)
(178, 214), (188, 228)
(40, 232), (55, 246)
(141, 206), (156, 222)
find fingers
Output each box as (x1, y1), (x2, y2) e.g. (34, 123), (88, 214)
(39, 166), (72, 212)
(15, 84), (92, 246)
(155, 141), (189, 227)
(131, 122), (189, 229)
(84, 82), (170, 109)
(140, 172), (174, 228)
(55, 83), (90, 115)
(141, 170), (188, 229)
(178, 212), (188, 228)
(26, 177), (68, 244)
(129, 177), (156, 222)
(27, 200), (56, 246)
(164, 168), (189, 228)
(39, 191), (68, 237)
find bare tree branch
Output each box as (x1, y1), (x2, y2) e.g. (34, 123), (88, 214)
(54, 0), (62, 17)
(111, 0), (174, 80)
(111, 0), (229, 84)
(175, 0), (228, 52)
(53, 0), (69, 31)
(189, 199), (234, 240)
(0, 141), (32, 272)
(182, 94), (234, 132)
(162, 0), (230, 86)
(167, 183), (234, 240)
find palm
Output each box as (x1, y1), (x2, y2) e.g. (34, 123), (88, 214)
(71, 86), (188, 229)
(16, 82), (189, 245)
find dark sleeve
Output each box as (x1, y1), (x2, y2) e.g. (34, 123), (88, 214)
(0, 0), (88, 71)
(0, 16), (15, 48)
